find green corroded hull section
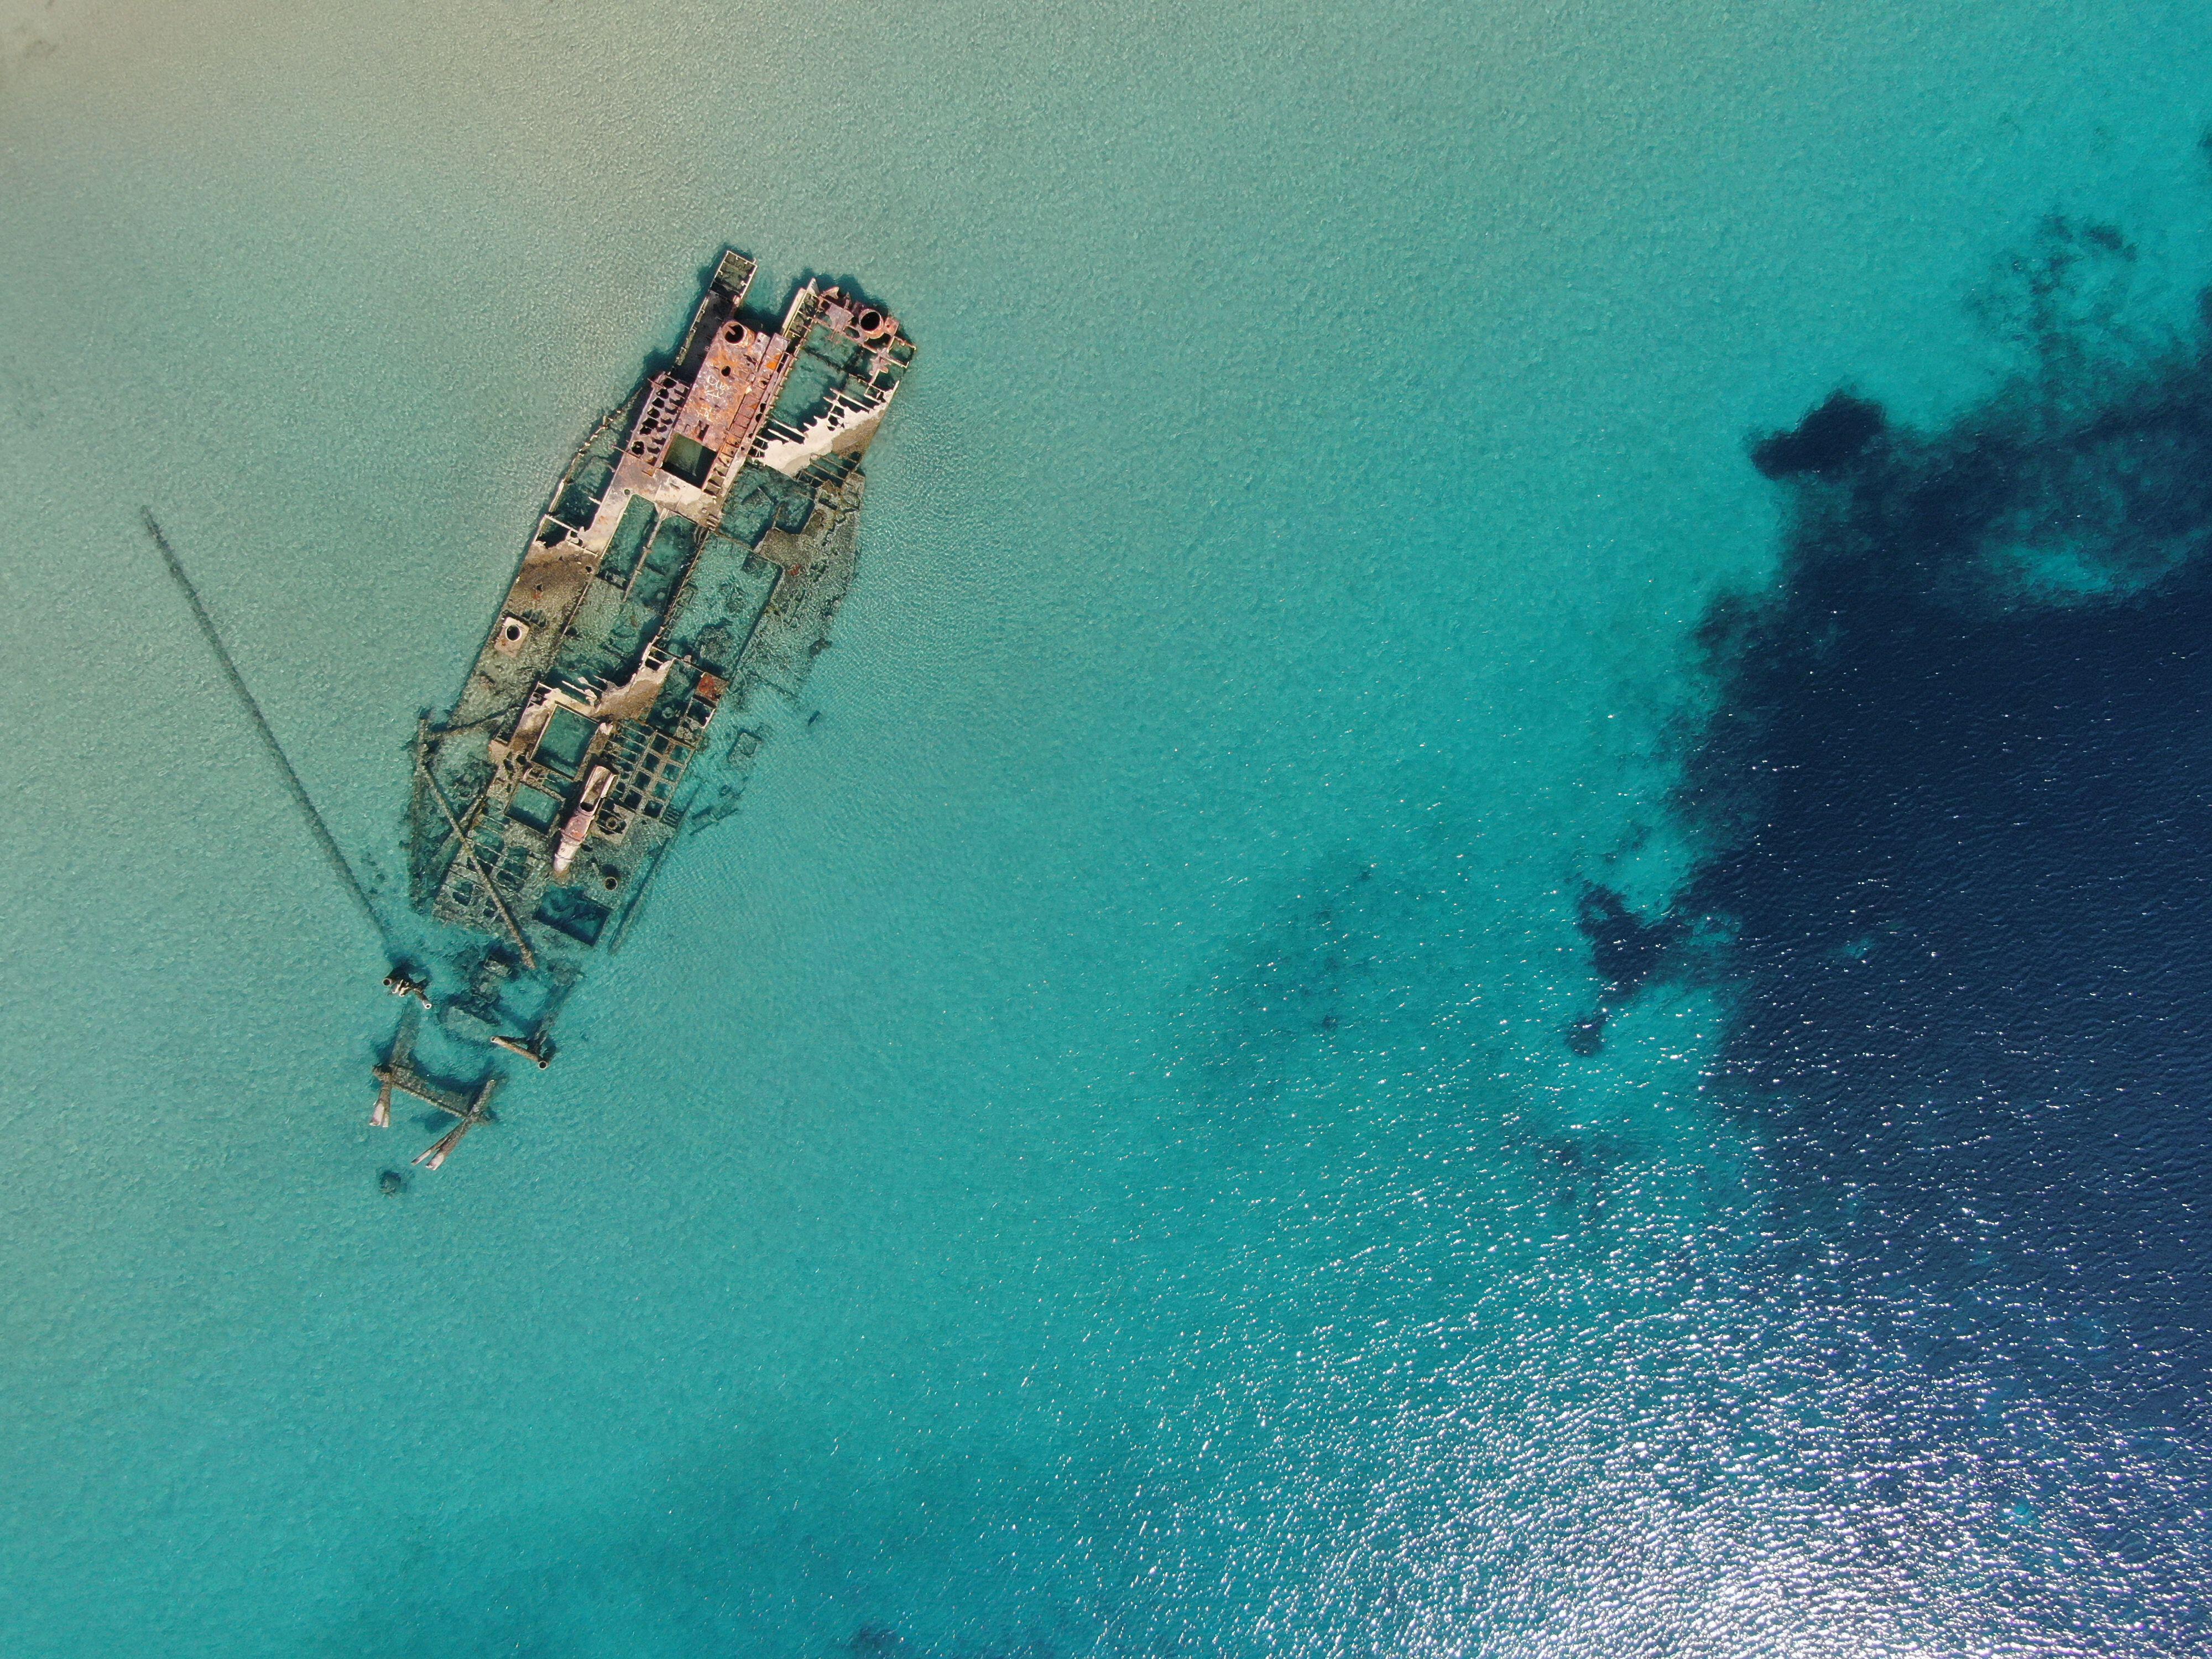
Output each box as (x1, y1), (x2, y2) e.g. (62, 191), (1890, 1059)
(401, 252), (911, 1057)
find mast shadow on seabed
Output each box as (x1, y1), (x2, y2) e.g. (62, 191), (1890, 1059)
(142, 508), (515, 1173)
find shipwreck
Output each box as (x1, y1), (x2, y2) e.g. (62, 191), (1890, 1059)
(388, 251), (915, 1164)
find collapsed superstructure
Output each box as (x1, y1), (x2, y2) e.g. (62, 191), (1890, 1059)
(384, 253), (914, 1160)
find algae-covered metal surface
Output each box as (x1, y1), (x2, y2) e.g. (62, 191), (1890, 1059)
(379, 252), (914, 1160)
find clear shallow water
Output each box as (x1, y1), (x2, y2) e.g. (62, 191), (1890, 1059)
(4, 2), (2212, 1653)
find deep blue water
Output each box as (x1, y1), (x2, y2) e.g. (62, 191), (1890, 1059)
(1594, 214), (2212, 1639)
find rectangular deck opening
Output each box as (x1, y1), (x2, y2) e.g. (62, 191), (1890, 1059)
(535, 706), (598, 776)
(662, 435), (717, 488)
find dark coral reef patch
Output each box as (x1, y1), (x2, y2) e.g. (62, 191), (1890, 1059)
(1547, 217), (2212, 1637)
(1650, 221), (2212, 1413)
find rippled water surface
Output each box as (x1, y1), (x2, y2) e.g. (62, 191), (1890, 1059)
(5, 2), (2212, 1653)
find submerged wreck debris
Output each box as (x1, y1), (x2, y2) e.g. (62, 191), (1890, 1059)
(365, 251), (915, 1167)
(371, 1000), (501, 1168)
(382, 966), (432, 1008)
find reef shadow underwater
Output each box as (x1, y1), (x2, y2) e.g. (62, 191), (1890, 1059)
(1580, 213), (2212, 1644)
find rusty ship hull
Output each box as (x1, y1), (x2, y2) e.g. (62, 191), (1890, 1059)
(392, 252), (914, 1106)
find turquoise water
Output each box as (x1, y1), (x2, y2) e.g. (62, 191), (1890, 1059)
(6, 2), (2212, 1652)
